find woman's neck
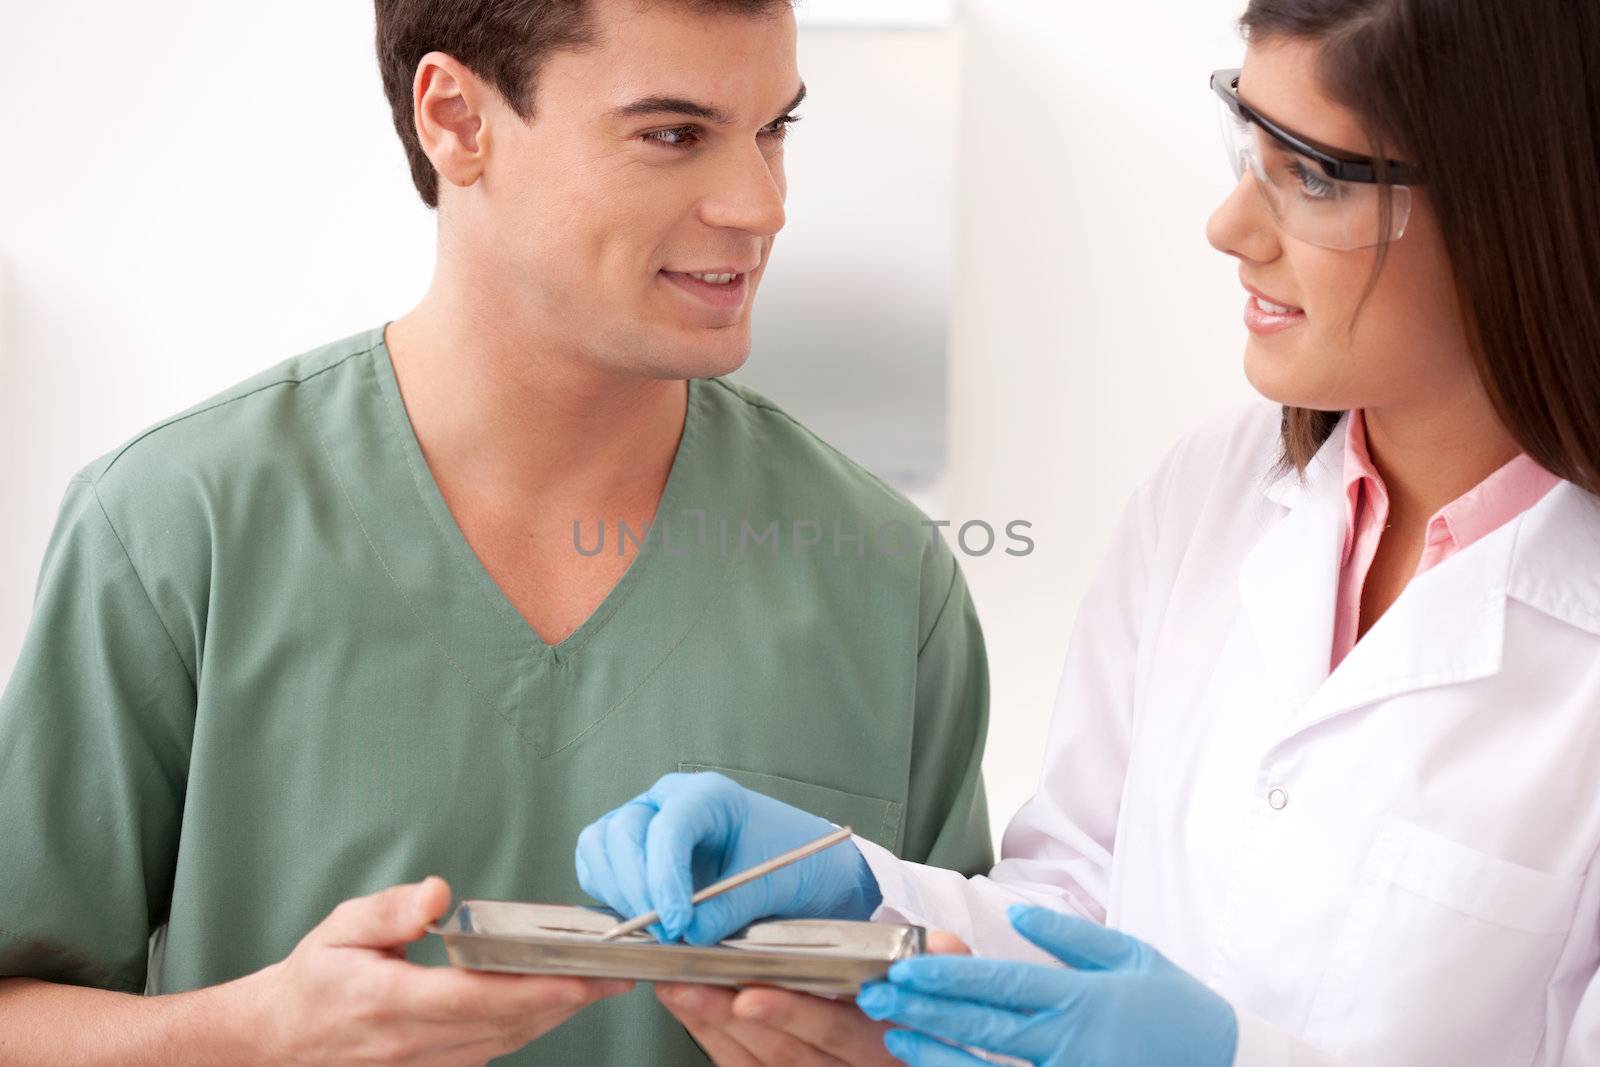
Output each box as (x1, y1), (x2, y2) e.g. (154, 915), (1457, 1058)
(1361, 389), (1523, 528)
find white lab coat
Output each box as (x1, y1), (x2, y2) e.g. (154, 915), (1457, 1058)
(856, 404), (1600, 1067)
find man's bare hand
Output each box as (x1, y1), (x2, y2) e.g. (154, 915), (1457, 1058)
(657, 930), (971, 1067)
(239, 877), (632, 1066)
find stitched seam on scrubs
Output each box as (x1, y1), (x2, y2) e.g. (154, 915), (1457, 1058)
(304, 386), (539, 752)
(710, 374), (952, 649)
(80, 478), (198, 691)
(96, 343), (373, 481)
(705, 378), (917, 514)
(916, 561), (963, 658)
(879, 797), (901, 847)
(542, 556), (745, 759)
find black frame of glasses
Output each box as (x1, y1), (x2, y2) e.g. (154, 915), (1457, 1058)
(1210, 69), (1423, 186)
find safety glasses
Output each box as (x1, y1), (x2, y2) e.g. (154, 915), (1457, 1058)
(1210, 68), (1421, 251)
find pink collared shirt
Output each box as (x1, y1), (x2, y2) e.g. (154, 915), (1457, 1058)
(1332, 410), (1561, 669)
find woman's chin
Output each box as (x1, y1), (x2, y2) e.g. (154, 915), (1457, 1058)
(1242, 341), (1338, 410)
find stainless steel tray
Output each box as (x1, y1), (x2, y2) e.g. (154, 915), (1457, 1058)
(429, 901), (924, 996)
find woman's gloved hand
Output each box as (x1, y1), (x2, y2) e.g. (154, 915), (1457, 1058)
(574, 771), (883, 945)
(857, 905), (1238, 1067)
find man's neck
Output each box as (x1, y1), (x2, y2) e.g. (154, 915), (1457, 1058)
(383, 292), (688, 518)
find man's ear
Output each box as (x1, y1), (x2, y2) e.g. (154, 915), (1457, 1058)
(411, 51), (493, 197)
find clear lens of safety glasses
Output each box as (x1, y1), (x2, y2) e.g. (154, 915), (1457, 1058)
(1217, 96), (1412, 252)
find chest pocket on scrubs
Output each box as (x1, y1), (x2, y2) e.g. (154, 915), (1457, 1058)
(1304, 815), (1583, 1067)
(677, 763), (904, 853)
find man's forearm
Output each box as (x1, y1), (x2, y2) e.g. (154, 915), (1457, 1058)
(0, 975), (264, 1066)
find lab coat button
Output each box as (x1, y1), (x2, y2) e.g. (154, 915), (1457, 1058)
(1267, 787), (1289, 810)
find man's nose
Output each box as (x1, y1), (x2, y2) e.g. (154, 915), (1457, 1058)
(698, 145), (787, 238)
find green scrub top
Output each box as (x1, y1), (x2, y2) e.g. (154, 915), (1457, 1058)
(0, 326), (992, 1064)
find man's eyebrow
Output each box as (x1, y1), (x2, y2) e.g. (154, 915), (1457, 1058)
(778, 84), (807, 117)
(612, 96), (731, 123)
(610, 83), (807, 125)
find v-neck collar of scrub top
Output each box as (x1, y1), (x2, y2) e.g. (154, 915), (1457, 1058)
(303, 325), (740, 758)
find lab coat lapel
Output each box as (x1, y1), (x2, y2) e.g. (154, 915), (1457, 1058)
(1504, 481), (1600, 637)
(1236, 424), (1347, 713)
(1296, 516), (1513, 730)
(1278, 462), (1600, 736)
(1300, 479), (1600, 725)
(1230, 417), (1599, 750)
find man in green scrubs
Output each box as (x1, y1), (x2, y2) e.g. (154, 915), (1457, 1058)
(0, 1), (991, 1063)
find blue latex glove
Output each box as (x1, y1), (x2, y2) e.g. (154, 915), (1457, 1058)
(857, 904), (1238, 1067)
(574, 771), (882, 945)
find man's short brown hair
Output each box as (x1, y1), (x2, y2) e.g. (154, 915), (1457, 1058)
(375, 0), (792, 209)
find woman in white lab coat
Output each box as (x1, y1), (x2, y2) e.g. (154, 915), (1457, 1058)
(574, 0), (1600, 1063)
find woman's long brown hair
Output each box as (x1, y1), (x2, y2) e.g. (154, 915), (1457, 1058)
(1242, 0), (1600, 492)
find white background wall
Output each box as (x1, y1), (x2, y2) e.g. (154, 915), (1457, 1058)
(736, 23), (960, 489)
(946, 0), (1258, 835)
(0, 0), (439, 677)
(0, 0), (1256, 847)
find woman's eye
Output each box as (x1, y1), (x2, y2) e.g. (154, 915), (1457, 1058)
(644, 127), (699, 148)
(1288, 159), (1338, 201)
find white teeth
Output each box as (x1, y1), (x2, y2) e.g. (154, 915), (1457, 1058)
(1255, 295), (1295, 315)
(692, 272), (737, 286)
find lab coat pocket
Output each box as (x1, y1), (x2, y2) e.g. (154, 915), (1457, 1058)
(677, 762), (904, 852)
(1304, 816), (1583, 1066)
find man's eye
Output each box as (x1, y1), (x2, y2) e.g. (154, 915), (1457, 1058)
(644, 127), (700, 148)
(760, 114), (801, 139)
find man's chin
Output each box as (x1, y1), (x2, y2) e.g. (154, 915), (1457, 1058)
(642, 326), (754, 381)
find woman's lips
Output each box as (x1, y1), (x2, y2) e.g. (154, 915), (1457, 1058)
(1242, 292), (1307, 336)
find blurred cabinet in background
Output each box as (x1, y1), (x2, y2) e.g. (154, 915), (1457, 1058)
(736, 14), (959, 490)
